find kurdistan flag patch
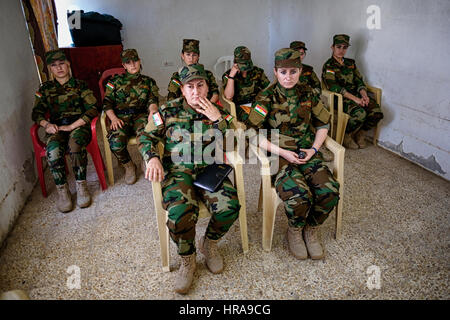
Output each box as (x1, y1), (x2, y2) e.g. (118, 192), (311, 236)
(171, 79), (181, 87)
(254, 104), (268, 117)
(326, 69), (335, 75)
(106, 82), (115, 90)
(35, 92), (42, 98)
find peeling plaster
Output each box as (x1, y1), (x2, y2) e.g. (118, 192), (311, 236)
(379, 140), (446, 175)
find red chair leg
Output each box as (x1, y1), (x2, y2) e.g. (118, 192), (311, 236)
(87, 142), (107, 190)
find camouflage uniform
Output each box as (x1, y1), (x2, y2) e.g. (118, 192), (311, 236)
(32, 50), (98, 186)
(103, 49), (159, 165)
(322, 35), (383, 133)
(222, 46), (270, 122)
(290, 41), (321, 98)
(246, 49), (339, 227)
(140, 64), (240, 256)
(167, 39), (219, 102)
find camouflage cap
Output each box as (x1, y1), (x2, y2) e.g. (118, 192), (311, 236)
(178, 63), (207, 84)
(234, 46), (253, 72)
(290, 41), (307, 51)
(121, 49), (140, 63)
(274, 48), (302, 68)
(45, 49), (67, 64)
(333, 34), (351, 46)
(182, 39), (200, 54)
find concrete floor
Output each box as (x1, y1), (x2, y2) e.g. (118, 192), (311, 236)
(0, 130), (449, 300)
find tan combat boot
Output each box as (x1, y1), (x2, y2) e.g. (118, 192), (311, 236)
(287, 226), (308, 260)
(76, 180), (91, 208)
(200, 236), (224, 274)
(174, 254), (196, 295)
(343, 133), (359, 150)
(56, 183), (72, 213)
(354, 129), (368, 149)
(123, 161), (136, 185)
(303, 225), (325, 260)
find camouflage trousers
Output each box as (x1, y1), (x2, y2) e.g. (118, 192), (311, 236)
(343, 96), (383, 133)
(273, 158), (340, 227)
(107, 113), (147, 164)
(162, 166), (241, 256)
(46, 125), (91, 185)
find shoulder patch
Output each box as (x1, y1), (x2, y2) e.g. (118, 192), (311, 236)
(106, 82), (115, 90)
(171, 79), (181, 87)
(326, 69), (335, 75)
(35, 91), (43, 98)
(225, 115), (233, 123)
(254, 104), (268, 117)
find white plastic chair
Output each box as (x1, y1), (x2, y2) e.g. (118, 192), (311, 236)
(213, 55), (234, 85)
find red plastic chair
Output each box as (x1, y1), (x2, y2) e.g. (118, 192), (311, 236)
(30, 116), (107, 197)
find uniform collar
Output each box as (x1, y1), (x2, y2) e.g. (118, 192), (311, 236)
(53, 77), (76, 88)
(182, 99), (201, 116)
(125, 71), (140, 80)
(276, 82), (298, 98)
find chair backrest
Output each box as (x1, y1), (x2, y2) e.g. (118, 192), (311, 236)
(213, 55), (234, 84)
(98, 67), (126, 101)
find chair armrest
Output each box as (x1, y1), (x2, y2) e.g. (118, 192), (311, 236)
(366, 85), (382, 105)
(30, 123), (46, 149)
(324, 136), (345, 181)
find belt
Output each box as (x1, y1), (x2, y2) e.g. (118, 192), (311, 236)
(116, 108), (147, 115)
(53, 115), (80, 126)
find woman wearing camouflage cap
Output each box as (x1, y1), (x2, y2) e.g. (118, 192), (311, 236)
(246, 48), (340, 260)
(166, 39), (219, 103)
(140, 64), (240, 294)
(222, 46), (270, 122)
(31, 49), (98, 212)
(322, 34), (383, 149)
(103, 48), (159, 185)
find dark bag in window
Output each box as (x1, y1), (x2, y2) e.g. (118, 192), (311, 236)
(68, 10), (122, 47)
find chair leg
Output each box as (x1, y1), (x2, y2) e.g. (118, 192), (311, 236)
(86, 142), (107, 190)
(257, 182), (263, 213)
(36, 155), (47, 198)
(262, 174), (278, 251)
(152, 181), (170, 272)
(234, 163), (249, 254)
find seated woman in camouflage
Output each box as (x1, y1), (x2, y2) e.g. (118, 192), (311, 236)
(140, 64), (240, 294)
(31, 49), (98, 213)
(246, 49), (340, 260)
(103, 49), (159, 185)
(222, 46), (270, 122)
(322, 34), (383, 149)
(167, 39), (219, 103)
(290, 41), (321, 98)
(290, 40), (334, 162)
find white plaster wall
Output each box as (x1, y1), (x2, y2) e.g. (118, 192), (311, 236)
(0, 0), (40, 244)
(270, 0), (450, 180)
(55, 0), (272, 94)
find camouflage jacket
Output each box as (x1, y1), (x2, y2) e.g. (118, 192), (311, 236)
(139, 97), (235, 170)
(246, 82), (330, 150)
(102, 72), (159, 114)
(32, 77), (98, 125)
(299, 64), (321, 98)
(167, 67), (219, 102)
(322, 57), (367, 95)
(222, 66), (270, 105)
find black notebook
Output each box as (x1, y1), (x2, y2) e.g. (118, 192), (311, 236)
(193, 164), (233, 193)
